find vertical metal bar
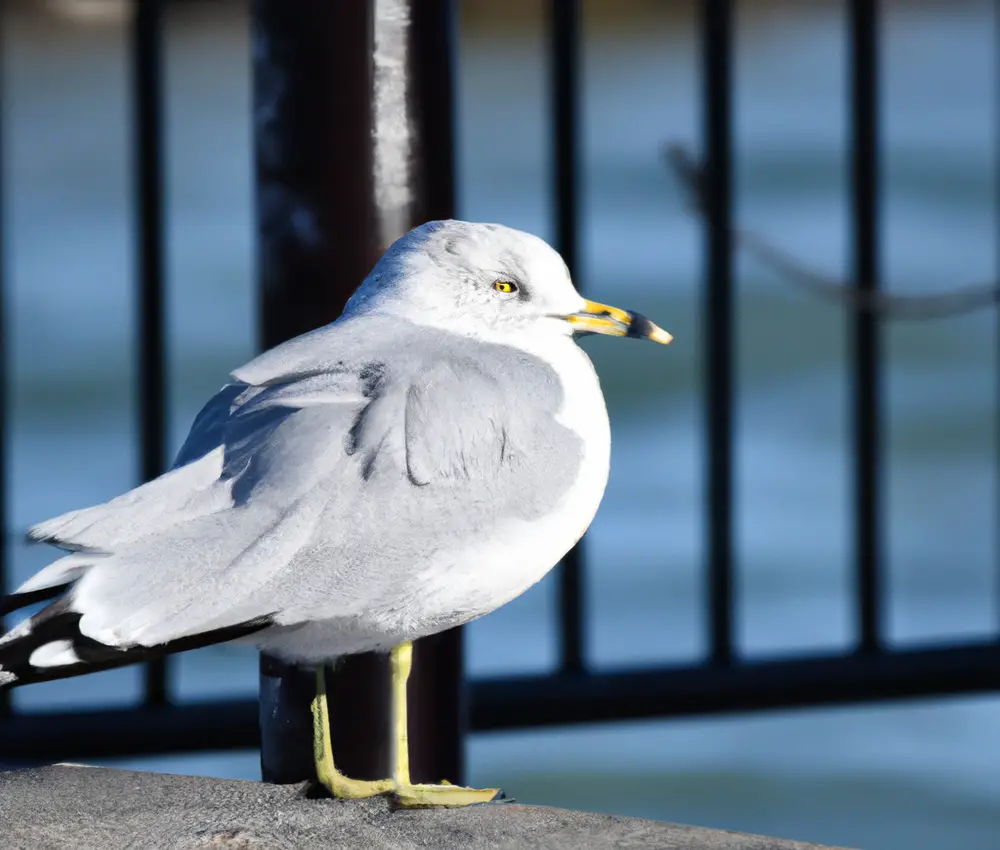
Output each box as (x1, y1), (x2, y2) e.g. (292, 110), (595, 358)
(254, 2), (378, 349)
(849, 0), (881, 654)
(131, 0), (169, 704)
(702, 0), (735, 666)
(550, 0), (585, 674)
(0, 3), (9, 718)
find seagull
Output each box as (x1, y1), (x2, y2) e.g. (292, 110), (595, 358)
(0, 220), (671, 807)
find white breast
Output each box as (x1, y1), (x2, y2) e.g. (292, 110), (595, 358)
(398, 336), (611, 625)
(541, 337), (612, 541)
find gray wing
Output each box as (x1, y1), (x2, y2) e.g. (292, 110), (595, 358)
(23, 319), (581, 649)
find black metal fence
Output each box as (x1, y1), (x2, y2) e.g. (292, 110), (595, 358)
(1, 0), (999, 772)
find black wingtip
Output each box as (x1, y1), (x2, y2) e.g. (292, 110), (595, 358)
(0, 586), (67, 617)
(0, 605), (275, 689)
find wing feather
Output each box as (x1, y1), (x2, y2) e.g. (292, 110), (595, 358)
(404, 359), (512, 485)
(16, 319), (581, 656)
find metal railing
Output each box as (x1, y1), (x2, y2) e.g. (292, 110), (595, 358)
(1, 0), (999, 776)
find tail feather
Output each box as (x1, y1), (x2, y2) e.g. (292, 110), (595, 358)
(0, 596), (273, 688)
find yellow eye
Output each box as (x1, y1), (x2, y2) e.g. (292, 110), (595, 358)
(493, 281), (518, 294)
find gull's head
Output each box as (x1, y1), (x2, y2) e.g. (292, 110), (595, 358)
(344, 220), (671, 346)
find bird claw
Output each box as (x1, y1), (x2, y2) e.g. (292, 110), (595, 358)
(392, 783), (506, 809)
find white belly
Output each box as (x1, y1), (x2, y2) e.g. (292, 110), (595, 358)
(255, 338), (611, 662)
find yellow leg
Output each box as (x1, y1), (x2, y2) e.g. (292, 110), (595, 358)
(389, 641), (503, 809)
(311, 665), (393, 799)
(390, 640), (413, 787)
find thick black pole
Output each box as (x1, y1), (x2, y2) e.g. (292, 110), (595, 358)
(253, 1), (378, 347)
(254, 0), (462, 787)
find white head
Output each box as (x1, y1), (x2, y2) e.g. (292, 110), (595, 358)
(344, 220), (672, 346)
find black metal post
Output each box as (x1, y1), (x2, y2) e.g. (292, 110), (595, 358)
(702, 0), (735, 666)
(254, 0), (463, 787)
(849, 0), (882, 654)
(131, 0), (169, 706)
(550, 0), (585, 675)
(254, 2), (378, 347)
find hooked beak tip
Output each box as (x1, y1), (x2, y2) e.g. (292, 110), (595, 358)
(626, 312), (673, 345)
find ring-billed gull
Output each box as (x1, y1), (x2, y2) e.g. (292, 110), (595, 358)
(0, 220), (670, 807)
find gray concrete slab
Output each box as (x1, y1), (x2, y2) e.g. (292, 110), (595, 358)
(0, 765), (851, 850)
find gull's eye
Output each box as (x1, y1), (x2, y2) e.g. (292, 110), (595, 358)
(493, 280), (518, 294)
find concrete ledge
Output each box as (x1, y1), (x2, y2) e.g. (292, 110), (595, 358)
(0, 765), (849, 850)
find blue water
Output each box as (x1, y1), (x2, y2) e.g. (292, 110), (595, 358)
(3, 3), (1000, 848)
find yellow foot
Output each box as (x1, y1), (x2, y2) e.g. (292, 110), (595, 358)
(393, 782), (504, 809)
(317, 771), (393, 801)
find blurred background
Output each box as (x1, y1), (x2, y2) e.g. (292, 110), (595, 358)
(1, 1), (999, 848)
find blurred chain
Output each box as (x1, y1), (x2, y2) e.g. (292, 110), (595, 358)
(664, 142), (1000, 320)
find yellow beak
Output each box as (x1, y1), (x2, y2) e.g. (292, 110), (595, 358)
(564, 299), (673, 345)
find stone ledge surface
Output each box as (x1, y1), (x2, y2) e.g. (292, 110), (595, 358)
(0, 765), (850, 850)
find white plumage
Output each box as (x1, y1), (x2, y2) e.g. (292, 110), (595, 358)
(0, 220), (670, 684)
